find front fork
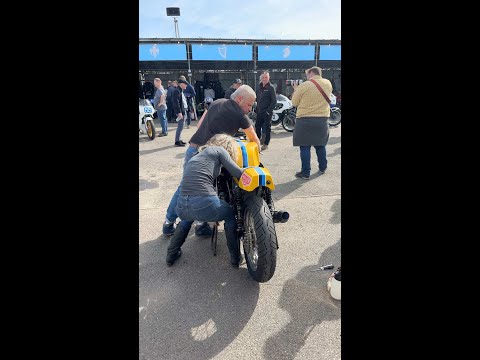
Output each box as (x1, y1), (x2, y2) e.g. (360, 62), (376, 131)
(232, 186), (280, 249)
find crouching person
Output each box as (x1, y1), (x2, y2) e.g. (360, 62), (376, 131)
(166, 134), (246, 267)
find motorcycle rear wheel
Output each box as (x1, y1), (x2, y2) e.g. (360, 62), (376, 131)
(146, 119), (156, 140)
(282, 112), (296, 132)
(328, 108), (341, 126)
(243, 194), (277, 282)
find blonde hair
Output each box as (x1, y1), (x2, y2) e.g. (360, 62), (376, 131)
(198, 133), (239, 162)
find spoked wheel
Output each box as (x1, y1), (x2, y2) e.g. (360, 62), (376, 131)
(282, 111), (296, 132)
(271, 113), (282, 127)
(243, 195), (277, 283)
(196, 102), (205, 116)
(328, 107), (341, 126)
(146, 119), (156, 140)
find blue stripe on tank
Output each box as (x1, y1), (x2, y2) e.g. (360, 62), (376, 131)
(253, 167), (266, 186)
(236, 140), (249, 167)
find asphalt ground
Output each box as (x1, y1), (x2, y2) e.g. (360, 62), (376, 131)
(139, 116), (341, 360)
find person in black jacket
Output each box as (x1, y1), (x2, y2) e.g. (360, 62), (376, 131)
(224, 78), (242, 99)
(255, 71), (277, 151)
(172, 79), (188, 147)
(179, 75), (196, 129)
(166, 80), (177, 122)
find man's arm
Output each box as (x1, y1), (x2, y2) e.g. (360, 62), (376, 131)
(159, 91), (166, 107)
(196, 109), (207, 129)
(172, 90), (183, 118)
(266, 85), (277, 114)
(243, 125), (261, 151)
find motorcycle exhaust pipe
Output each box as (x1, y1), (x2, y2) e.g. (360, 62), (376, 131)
(273, 210), (289, 223)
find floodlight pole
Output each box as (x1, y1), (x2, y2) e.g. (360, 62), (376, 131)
(166, 7), (181, 38)
(173, 17), (179, 38)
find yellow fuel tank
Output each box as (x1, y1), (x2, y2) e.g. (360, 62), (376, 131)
(234, 140), (275, 191)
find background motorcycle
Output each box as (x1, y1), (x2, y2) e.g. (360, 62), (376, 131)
(280, 105), (341, 132)
(328, 105), (341, 126)
(139, 98), (156, 140)
(328, 94), (341, 126)
(195, 96), (214, 116)
(247, 94), (296, 131)
(281, 92), (341, 132)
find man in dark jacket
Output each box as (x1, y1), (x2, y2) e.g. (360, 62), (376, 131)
(166, 80), (177, 122)
(224, 78), (242, 99)
(172, 79), (188, 147)
(179, 75), (196, 128)
(255, 71), (277, 151)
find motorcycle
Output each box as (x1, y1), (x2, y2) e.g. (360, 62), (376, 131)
(277, 99), (341, 132)
(280, 104), (341, 132)
(328, 93), (341, 126)
(247, 94), (297, 132)
(212, 136), (289, 283)
(195, 96), (214, 116)
(328, 104), (341, 127)
(139, 98), (156, 140)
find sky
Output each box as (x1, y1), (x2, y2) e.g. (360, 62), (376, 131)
(139, 0), (341, 40)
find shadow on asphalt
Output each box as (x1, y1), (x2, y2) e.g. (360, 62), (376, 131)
(263, 239), (341, 360)
(329, 146), (341, 157)
(328, 136), (341, 145)
(270, 171), (325, 202)
(139, 136), (153, 143)
(139, 231), (260, 360)
(270, 128), (294, 139)
(139, 179), (159, 192)
(139, 145), (178, 156)
(329, 199), (341, 225)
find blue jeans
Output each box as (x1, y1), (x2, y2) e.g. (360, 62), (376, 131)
(300, 145), (327, 177)
(175, 195), (236, 232)
(175, 112), (186, 142)
(165, 145), (199, 223)
(157, 108), (168, 134)
(175, 195), (239, 260)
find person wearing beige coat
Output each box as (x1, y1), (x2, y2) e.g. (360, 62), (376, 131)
(291, 66), (333, 180)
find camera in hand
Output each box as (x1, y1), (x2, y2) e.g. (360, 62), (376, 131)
(286, 79), (304, 86)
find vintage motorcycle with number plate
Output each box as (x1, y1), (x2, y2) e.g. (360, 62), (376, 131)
(139, 98), (156, 140)
(213, 136), (289, 282)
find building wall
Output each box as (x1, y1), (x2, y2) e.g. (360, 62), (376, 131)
(141, 67), (341, 99)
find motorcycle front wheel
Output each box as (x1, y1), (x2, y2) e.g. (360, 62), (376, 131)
(282, 112), (296, 132)
(243, 194), (277, 283)
(328, 107), (341, 126)
(146, 119), (156, 140)
(271, 113), (282, 126)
